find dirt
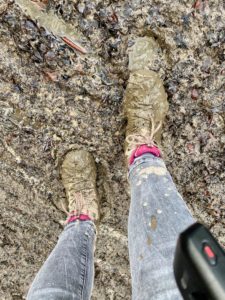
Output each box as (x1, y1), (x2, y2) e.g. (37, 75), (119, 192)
(0, 0), (224, 299)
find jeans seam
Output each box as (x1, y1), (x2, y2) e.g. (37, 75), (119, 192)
(79, 226), (94, 300)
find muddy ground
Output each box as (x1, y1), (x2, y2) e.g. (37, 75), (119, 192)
(0, 0), (224, 299)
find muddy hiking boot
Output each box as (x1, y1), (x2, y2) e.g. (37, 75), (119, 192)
(124, 37), (169, 162)
(60, 150), (99, 222)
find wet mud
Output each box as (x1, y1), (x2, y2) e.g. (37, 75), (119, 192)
(0, 0), (225, 299)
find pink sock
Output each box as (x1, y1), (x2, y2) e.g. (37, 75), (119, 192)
(129, 145), (161, 166)
(66, 213), (91, 224)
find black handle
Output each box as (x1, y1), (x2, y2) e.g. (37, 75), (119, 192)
(174, 223), (225, 300)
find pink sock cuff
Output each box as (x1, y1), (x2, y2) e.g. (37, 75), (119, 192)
(129, 145), (161, 166)
(66, 213), (91, 224)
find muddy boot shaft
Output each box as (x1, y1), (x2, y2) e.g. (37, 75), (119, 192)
(124, 37), (169, 161)
(61, 150), (99, 221)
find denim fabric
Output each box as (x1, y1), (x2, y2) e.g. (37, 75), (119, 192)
(27, 221), (95, 300)
(128, 154), (194, 299)
(27, 154), (194, 300)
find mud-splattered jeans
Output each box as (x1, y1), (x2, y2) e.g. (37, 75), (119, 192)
(27, 154), (194, 300)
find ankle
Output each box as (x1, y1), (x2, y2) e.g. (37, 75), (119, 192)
(65, 212), (92, 224)
(129, 144), (161, 166)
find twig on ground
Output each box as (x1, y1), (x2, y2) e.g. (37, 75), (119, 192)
(0, 137), (22, 164)
(62, 37), (87, 54)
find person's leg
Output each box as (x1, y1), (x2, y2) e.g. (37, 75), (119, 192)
(27, 150), (100, 300)
(128, 154), (194, 300)
(27, 221), (95, 300)
(123, 37), (195, 299)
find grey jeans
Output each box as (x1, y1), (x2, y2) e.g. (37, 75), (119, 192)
(27, 154), (194, 300)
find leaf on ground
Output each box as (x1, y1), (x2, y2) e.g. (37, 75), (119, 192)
(31, 0), (48, 11)
(43, 70), (58, 82)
